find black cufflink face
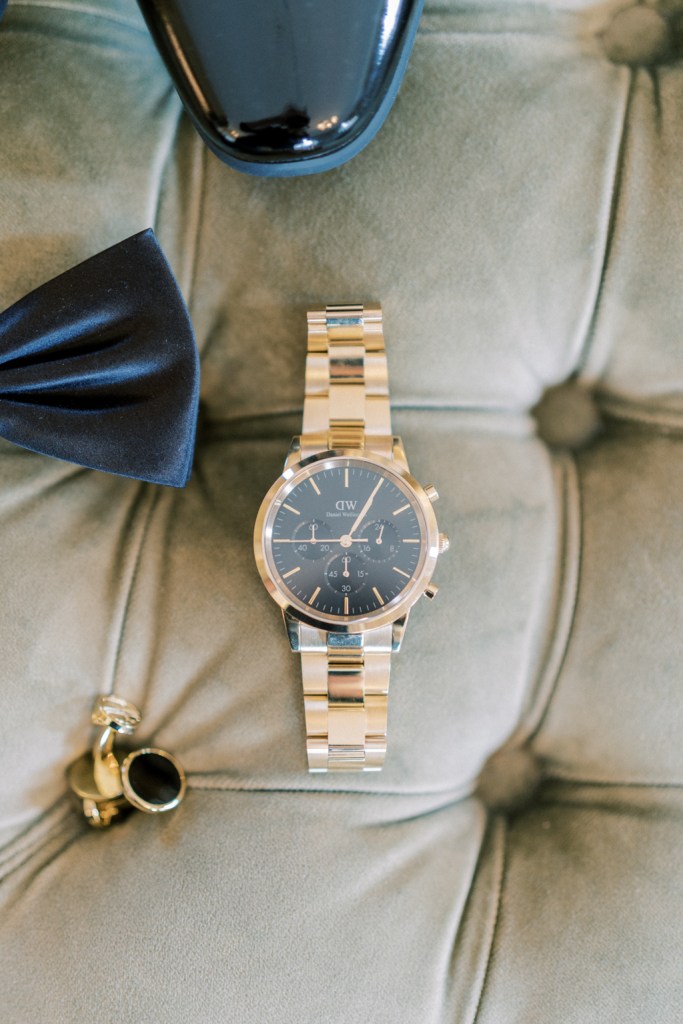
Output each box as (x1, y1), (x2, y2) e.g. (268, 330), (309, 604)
(120, 748), (187, 814)
(67, 696), (186, 828)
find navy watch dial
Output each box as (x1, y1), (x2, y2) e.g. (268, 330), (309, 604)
(268, 460), (424, 618)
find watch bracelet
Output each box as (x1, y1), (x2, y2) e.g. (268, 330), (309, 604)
(300, 304), (394, 771)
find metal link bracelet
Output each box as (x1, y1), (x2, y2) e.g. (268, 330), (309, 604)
(299, 305), (393, 771)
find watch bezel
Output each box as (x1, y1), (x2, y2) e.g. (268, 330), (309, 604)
(254, 449), (440, 633)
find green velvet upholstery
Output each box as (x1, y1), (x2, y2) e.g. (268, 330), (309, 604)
(1, 1), (681, 1020)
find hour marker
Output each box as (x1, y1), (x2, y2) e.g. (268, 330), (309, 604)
(344, 596), (349, 614)
(372, 586), (385, 606)
(283, 567), (301, 579)
(403, 538), (420, 543)
(393, 503), (410, 516)
(283, 503), (300, 515)
(310, 478), (321, 496)
(344, 467), (349, 488)
(308, 586), (321, 605)
(393, 566), (410, 579)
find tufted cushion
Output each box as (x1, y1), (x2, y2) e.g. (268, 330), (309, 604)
(1, 1), (681, 1021)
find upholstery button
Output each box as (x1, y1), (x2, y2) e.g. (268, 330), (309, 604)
(647, 0), (683, 16)
(602, 5), (672, 64)
(533, 380), (602, 450)
(476, 746), (543, 813)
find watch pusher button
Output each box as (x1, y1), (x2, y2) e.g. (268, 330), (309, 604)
(424, 484), (439, 503)
(438, 532), (450, 554)
(424, 582), (439, 600)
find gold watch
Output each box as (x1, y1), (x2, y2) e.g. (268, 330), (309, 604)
(254, 305), (448, 772)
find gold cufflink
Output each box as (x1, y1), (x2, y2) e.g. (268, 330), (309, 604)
(67, 694), (187, 828)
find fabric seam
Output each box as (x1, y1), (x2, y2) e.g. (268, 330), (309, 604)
(469, 814), (508, 1024)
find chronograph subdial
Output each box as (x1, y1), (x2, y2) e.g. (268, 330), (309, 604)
(291, 519), (333, 560)
(325, 553), (368, 595)
(357, 519), (400, 562)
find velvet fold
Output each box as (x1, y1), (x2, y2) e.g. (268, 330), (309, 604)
(0, 229), (199, 486)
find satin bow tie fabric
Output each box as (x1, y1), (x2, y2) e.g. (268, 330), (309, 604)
(0, 229), (200, 487)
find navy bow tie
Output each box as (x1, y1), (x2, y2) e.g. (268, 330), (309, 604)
(0, 229), (200, 487)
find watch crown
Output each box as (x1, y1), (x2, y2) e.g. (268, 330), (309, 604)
(438, 532), (450, 554)
(424, 484), (439, 503)
(424, 582), (439, 600)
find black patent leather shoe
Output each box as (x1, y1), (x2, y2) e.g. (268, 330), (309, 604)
(137, 0), (424, 177)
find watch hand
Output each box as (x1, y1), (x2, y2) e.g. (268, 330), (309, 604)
(375, 523), (385, 544)
(348, 478), (383, 538)
(310, 522), (318, 543)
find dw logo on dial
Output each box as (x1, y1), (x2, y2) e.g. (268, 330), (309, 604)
(335, 500), (358, 511)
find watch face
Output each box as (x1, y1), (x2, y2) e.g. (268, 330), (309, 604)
(258, 455), (435, 625)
